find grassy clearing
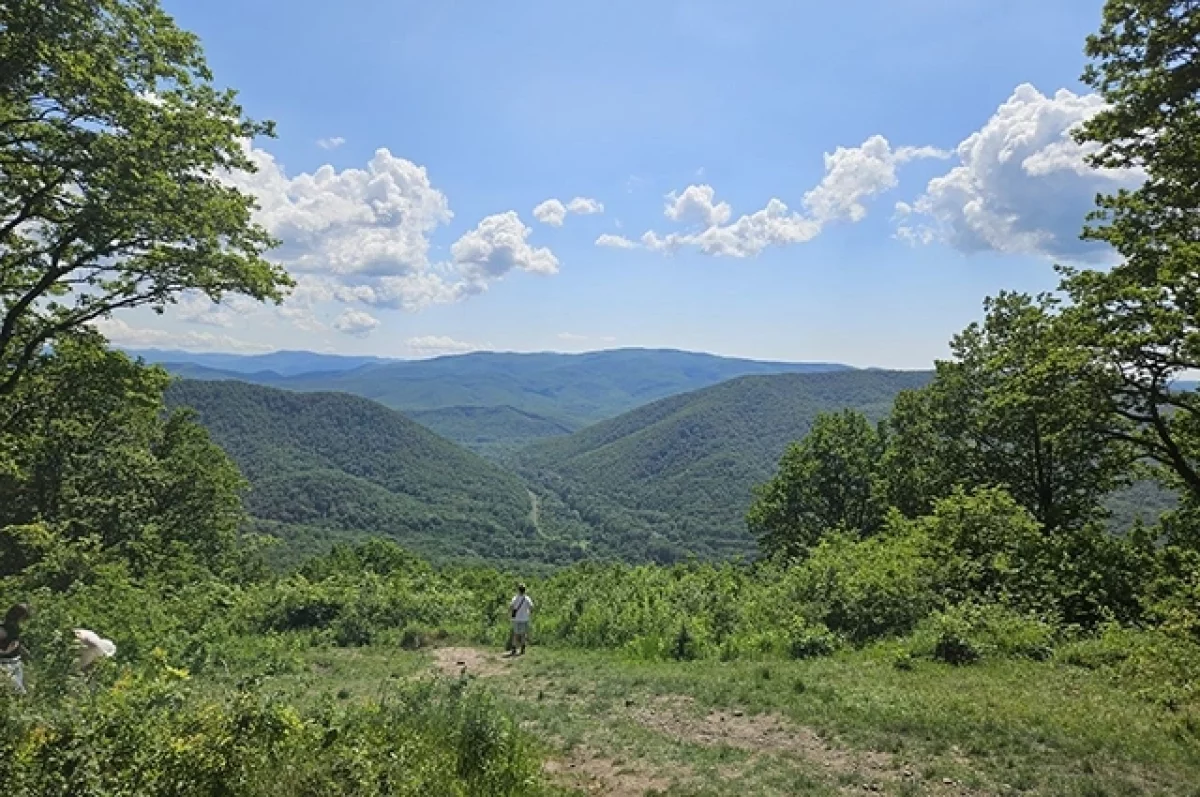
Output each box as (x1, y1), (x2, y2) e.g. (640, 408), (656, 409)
(247, 642), (1200, 796)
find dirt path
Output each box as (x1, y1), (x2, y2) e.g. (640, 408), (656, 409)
(527, 489), (544, 537)
(426, 646), (988, 796)
(430, 646), (512, 678)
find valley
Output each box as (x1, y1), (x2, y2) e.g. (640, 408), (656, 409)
(157, 349), (931, 566)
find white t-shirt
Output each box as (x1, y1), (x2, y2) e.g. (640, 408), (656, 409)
(510, 594), (533, 622)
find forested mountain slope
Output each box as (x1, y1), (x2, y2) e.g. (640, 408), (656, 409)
(515, 369), (934, 562)
(164, 380), (545, 564)
(405, 405), (576, 457)
(152, 348), (853, 451)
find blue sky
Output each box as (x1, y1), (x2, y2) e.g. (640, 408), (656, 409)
(100, 0), (1134, 369)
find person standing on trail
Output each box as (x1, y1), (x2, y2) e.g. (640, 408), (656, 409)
(509, 584), (533, 655)
(0, 604), (31, 695)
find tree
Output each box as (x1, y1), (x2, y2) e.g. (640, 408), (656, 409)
(0, 332), (248, 581)
(1060, 0), (1200, 505)
(942, 292), (1132, 530)
(0, 0), (292, 398)
(878, 387), (960, 518)
(748, 410), (886, 559)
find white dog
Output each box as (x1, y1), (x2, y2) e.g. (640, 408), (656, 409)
(73, 629), (116, 669)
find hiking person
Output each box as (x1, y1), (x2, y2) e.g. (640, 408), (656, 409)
(509, 584), (534, 655)
(0, 604), (30, 695)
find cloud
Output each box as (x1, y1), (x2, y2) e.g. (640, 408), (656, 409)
(91, 317), (271, 352)
(451, 211), (559, 280)
(229, 144), (452, 277)
(405, 335), (485, 356)
(638, 137), (945, 258)
(173, 291), (260, 328)
(332, 308), (380, 338)
(225, 144), (561, 314)
(532, 199), (567, 226)
(595, 233), (638, 249)
(803, 137), (949, 224)
(277, 305), (329, 333)
(533, 196), (604, 226)
(664, 184), (732, 227)
(897, 84), (1141, 261)
(643, 197), (820, 257)
(567, 196), (604, 215)
(316, 136), (346, 150)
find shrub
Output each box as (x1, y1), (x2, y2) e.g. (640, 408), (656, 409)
(1057, 625), (1200, 710)
(787, 527), (939, 643)
(786, 620), (839, 660)
(0, 664), (548, 796)
(915, 603), (1057, 665)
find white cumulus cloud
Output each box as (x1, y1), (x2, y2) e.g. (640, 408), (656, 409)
(639, 137), (945, 259)
(332, 308), (381, 338)
(595, 233), (638, 249)
(533, 196), (604, 226)
(91, 317), (272, 353)
(229, 144), (452, 277)
(173, 291), (261, 328)
(406, 335), (485, 356)
(897, 83), (1141, 261)
(452, 211), (560, 280)
(803, 136), (949, 224)
(664, 184), (732, 227)
(567, 196), (604, 215)
(222, 144), (562, 317)
(532, 198), (567, 226)
(316, 136), (346, 150)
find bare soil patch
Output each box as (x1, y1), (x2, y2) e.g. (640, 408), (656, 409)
(543, 746), (672, 796)
(429, 646), (511, 678)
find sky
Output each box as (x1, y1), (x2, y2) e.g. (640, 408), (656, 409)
(97, 0), (1137, 369)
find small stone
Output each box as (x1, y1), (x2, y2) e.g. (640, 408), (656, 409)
(455, 660), (466, 666)
(625, 699), (634, 707)
(943, 778), (955, 785)
(733, 710), (744, 717)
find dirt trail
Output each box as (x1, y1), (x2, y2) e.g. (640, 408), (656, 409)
(427, 646), (987, 796)
(430, 646), (511, 678)
(527, 489), (543, 535)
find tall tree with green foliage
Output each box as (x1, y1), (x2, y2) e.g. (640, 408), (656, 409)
(893, 292), (1133, 531)
(0, 332), (247, 582)
(878, 387), (960, 519)
(0, 0), (292, 399)
(748, 409), (886, 559)
(1060, 0), (1200, 504)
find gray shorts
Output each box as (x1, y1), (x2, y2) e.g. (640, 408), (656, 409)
(0, 658), (25, 695)
(512, 620), (530, 636)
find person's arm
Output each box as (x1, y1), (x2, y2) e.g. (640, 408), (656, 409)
(0, 639), (18, 656)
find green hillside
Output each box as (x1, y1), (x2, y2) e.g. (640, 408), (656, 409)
(164, 380), (547, 564)
(405, 405), (577, 457)
(154, 349), (853, 449)
(514, 369), (934, 562)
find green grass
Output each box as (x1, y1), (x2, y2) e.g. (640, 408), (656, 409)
(244, 642), (1200, 797)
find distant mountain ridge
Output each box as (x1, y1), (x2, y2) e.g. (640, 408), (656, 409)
(146, 347), (856, 452)
(129, 348), (394, 376)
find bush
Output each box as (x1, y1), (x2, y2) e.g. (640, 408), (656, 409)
(914, 603), (1057, 665)
(786, 527), (939, 643)
(0, 665), (548, 796)
(1057, 625), (1200, 710)
(786, 620), (839, 660)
